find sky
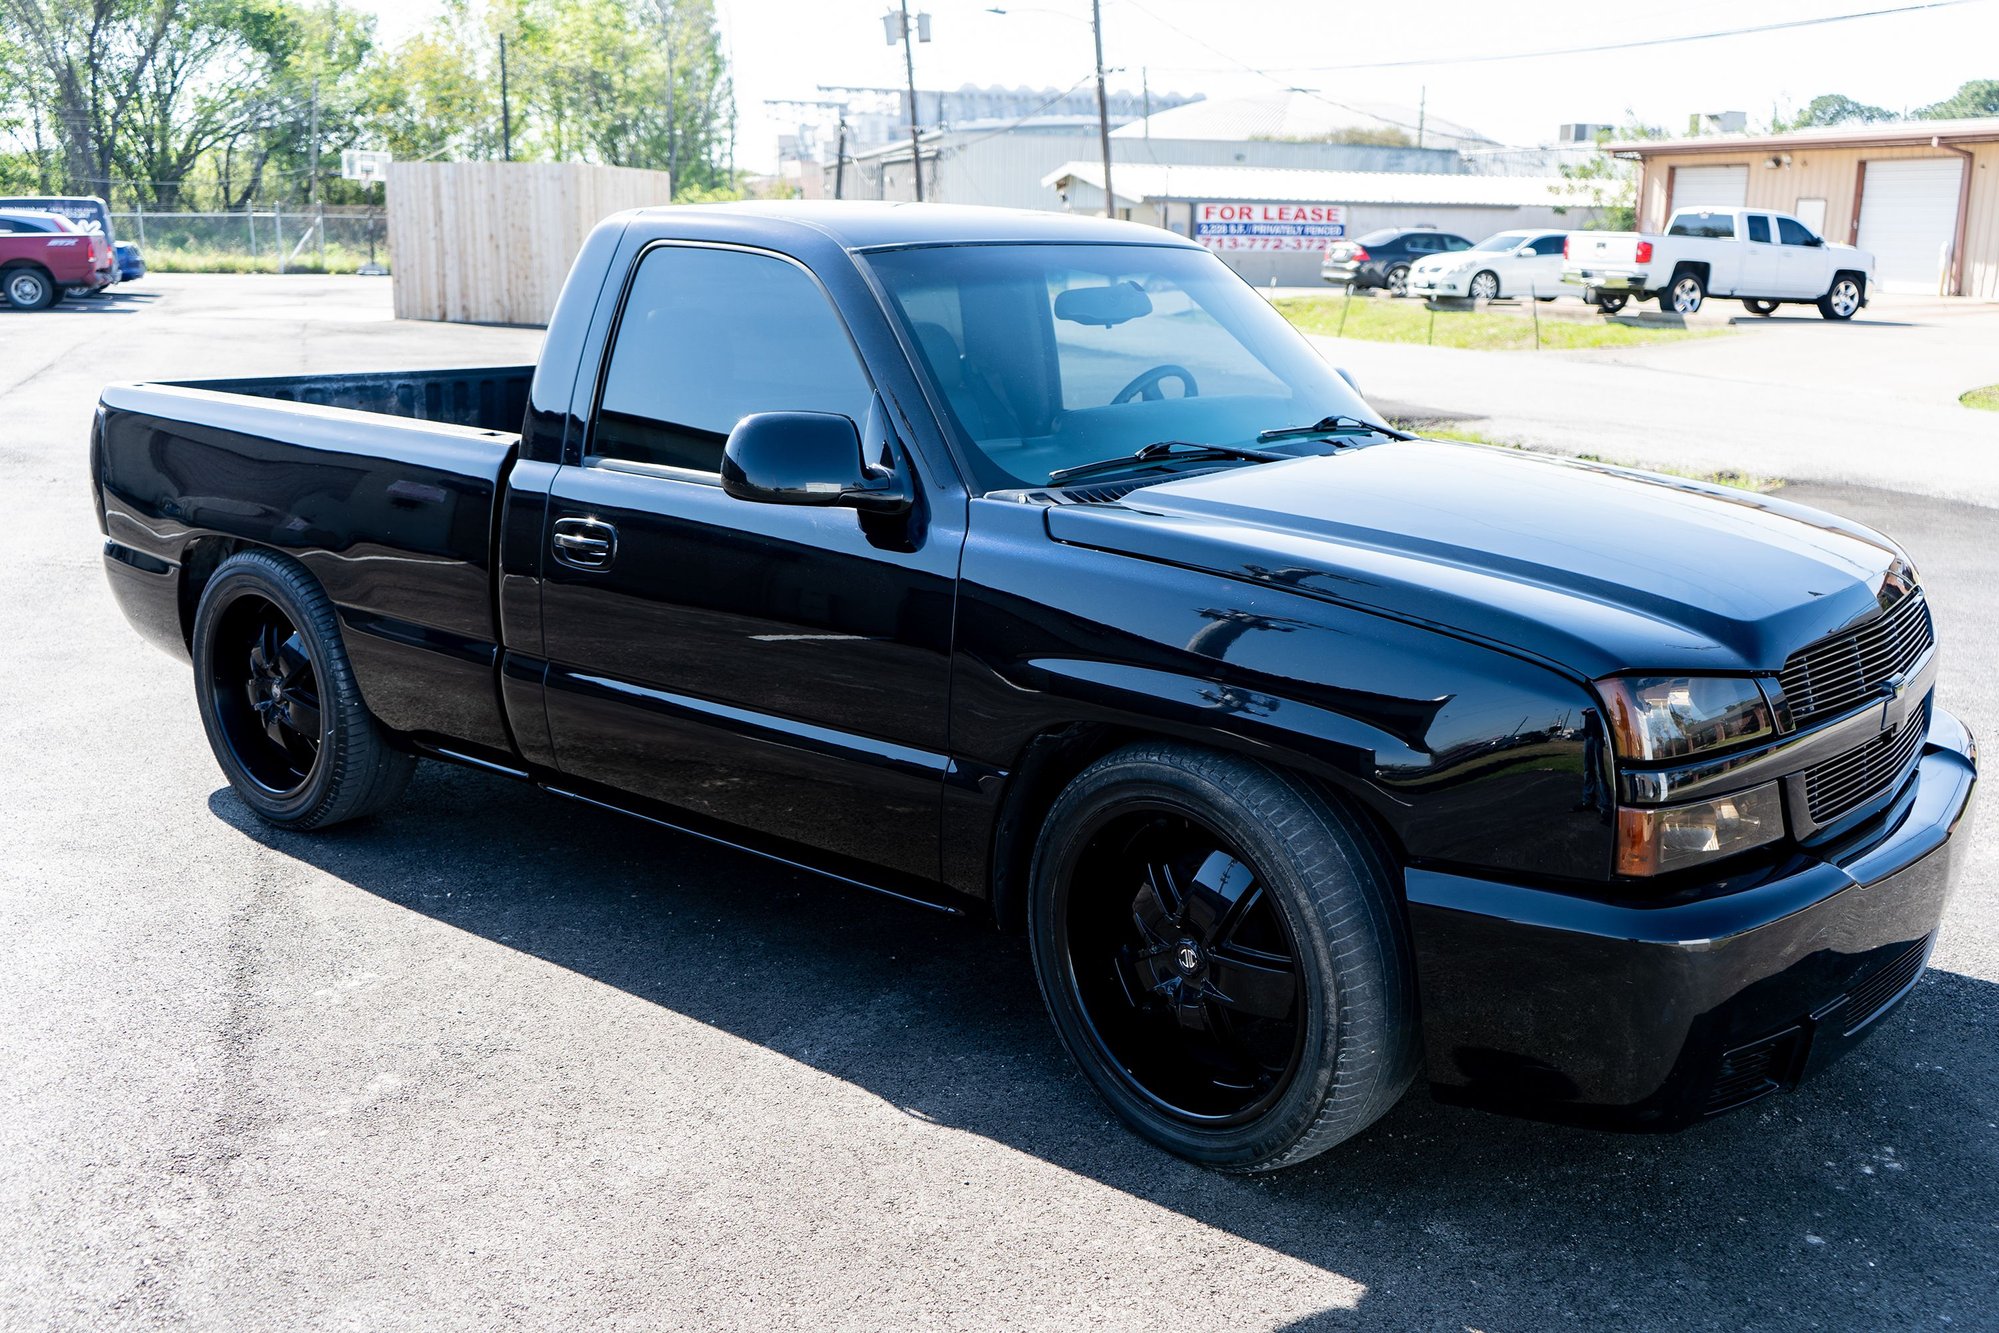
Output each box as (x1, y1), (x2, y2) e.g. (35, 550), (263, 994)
(354, 0), (1999, 172)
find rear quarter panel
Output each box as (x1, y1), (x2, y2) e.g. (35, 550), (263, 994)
(96, 384), (520, 751)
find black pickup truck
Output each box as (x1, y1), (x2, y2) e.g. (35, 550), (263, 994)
(94, 202), (1977, 1172)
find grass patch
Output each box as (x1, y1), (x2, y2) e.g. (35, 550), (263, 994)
(1389, 419), (1783, 493)
(1960, 384), (1999, 411)
(143, 245), (385, 276)
(1276, 294), (1727, 351)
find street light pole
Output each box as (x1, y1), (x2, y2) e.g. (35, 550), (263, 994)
(1091, 0), (1113, 218)
(898, 0), (924, 201)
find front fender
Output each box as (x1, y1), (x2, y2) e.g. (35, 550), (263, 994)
(945, 500), (1614, 904)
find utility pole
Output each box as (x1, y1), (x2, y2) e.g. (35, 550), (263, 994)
(834, 114), (849, 199)
(1091, 0), (1113, 217)
(499, 32), (514, 161)
(308, 74), (324, 269)
(895, 0), (925, 201)
(662, 1), (678, 194)
(1416, 86), (1426, 149)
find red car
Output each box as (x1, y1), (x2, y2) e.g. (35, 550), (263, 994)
(0, 210), (115, 309)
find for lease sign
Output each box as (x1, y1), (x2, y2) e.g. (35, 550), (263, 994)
(1194, 202), (1347, 251)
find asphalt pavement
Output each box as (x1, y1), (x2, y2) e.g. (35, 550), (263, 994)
(1, 276), (1994, 1331)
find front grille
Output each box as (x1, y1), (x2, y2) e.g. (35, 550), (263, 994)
(1779, 591), (1932, 728)
(1837, 936), (1930, 1036)
(1706, 1027), (1802, 1114)
(1803, 701), (1928, 825)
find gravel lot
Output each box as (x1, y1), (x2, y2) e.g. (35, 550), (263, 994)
(2, 276), (1993, 1331)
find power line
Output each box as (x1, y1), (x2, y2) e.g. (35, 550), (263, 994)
(1147, 0), (1986, 74)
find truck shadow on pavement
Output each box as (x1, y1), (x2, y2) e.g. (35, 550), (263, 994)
(212, 765), (1998, 1329)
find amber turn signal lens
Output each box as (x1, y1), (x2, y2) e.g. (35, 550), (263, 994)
(1616, 782), (1784, 876)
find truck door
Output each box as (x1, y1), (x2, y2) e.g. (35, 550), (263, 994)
(1740, 213), (1780, 296)
(1774, 214), (1831, 298)
(536, 241), (958, 883)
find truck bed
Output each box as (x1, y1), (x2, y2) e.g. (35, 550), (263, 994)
(94, 366), (535, 754)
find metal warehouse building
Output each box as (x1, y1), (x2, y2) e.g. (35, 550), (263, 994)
(1040, 162), (1590, 285)
(1613, 117), (1999, 297)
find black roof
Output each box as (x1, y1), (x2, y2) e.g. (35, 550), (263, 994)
(625, 200), (1204, 251)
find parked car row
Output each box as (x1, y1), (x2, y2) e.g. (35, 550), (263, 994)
(1323, 227), (1573, 302)
(1322, 206), (1873, 322)
(0, 193), (146, 309)
(0, 210), (116, 309)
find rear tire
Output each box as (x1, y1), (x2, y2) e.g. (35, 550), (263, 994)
(1665, 270), (1706, 315)
(192, 549), (416, 830)
(1384, 264), (1411, 297)
(4, 266), (57, 310)
(1026, 742), (1420, 1172)
(1818, 274), (1863, 321)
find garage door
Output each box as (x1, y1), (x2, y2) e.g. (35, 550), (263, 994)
(1858, 158), (1963, 293)
(1671, 165), (1748, 211)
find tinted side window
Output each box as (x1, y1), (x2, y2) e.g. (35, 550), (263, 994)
(1404, 234), (1438, 253)
(1777, 216), (1817, 246)
(1666, 212), (1736, 239)
(595, 246), (872, 472)
(1529, 234), (1566, 255)
(1444, 236), (1472, 251)
(1745, 214), (1771, 243)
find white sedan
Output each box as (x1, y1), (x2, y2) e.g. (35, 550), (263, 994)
(1407, 230), (1568, 301)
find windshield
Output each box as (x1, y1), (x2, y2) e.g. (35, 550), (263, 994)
(865, 243), (1372, 492)
(1471, 233), (1524, 251)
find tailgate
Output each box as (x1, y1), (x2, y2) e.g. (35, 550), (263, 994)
(1566, 232), (1644, 267)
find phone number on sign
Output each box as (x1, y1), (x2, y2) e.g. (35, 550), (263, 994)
(1198, 236), (1331, 251)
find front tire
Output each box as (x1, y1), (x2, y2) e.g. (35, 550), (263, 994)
(1818, 274), (1863, 321)
(1469, 270), (1500, 301)
(192, 550), (415, 829)
(1026, 743), (1419, 1172)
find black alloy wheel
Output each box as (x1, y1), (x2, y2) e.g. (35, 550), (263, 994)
(1063, 807), (1306, 1125)
(1028, 743), (1420, 1172)
(207, 594), (324, 798)
(192, 549), (415, 829)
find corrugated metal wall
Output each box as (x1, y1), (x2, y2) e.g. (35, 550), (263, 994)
(1636, 141), (1998, 299)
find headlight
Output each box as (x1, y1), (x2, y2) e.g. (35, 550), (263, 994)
(1596, 675), (1774, 762)
(1616, 783), (1783, 876)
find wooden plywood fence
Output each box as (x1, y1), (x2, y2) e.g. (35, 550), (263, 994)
(387, 161), (673, 325)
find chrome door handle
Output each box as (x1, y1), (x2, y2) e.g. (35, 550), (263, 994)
(552, 517), (617, 570)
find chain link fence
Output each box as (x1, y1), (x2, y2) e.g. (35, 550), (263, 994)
(111, 206), (389, 273)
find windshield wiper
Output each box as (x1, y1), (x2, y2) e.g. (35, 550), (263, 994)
(1256, 415), (1414, 443)
(1044, 439), (1291, 487)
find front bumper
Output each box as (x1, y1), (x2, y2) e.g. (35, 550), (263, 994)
(1406, 705), (1977, 1131)
(1408, 271), (1470, 296)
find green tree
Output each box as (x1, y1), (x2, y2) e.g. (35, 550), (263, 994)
(1775, 93), (1894, 130)
(1915, 79), (1999, 119)
(0, 0), (184, 197)
(1555, 119), (1663, 231)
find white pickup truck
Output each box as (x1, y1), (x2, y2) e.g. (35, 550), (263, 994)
(1563, 206), (1875, 320)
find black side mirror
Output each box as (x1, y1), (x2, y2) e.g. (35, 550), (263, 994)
(721, 411), (911, 514)
(1808, 235), (1825, 247)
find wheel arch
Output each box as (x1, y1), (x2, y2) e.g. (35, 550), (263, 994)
(986, 720), (1407, 934)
